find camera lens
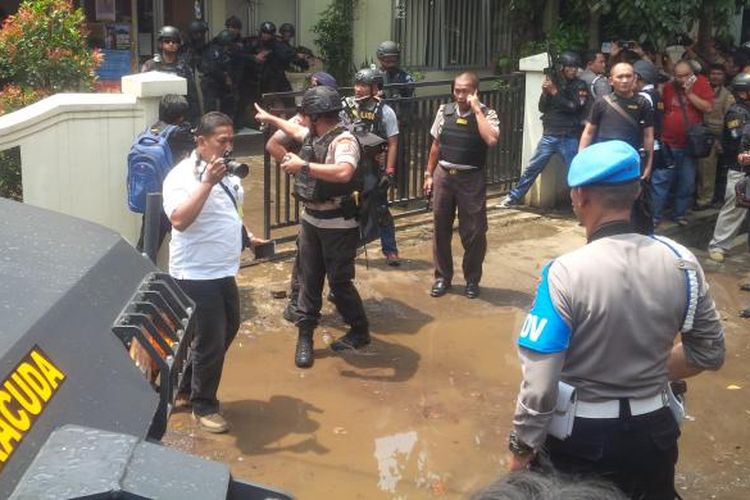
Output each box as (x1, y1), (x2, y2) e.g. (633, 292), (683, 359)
(226, 159), (249, 178)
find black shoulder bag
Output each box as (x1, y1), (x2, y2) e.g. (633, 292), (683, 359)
(675, 84), (714, 159)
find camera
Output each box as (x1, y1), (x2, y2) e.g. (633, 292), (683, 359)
(222, 152), (249, 178)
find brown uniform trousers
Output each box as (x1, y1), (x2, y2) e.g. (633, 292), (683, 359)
(432, 165), (488, 285)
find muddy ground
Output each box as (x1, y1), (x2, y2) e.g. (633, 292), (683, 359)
(163, 205), (750, 499)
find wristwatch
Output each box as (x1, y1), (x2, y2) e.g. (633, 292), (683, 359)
(508, 431), (534, 457)
(423, 171), (432, 179)
(301, 161), (310, 176)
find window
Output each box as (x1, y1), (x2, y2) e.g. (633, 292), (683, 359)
(393, 0), (511, 70)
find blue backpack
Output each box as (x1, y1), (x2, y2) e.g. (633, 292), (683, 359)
(127, 125), (177, 213)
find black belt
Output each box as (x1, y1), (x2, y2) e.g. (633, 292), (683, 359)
(305, 208), (345, 219)
(439, 165), (481, 175)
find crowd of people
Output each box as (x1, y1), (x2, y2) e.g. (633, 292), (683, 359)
(499, 39), (750, 260)
(131, 32), (747, 499)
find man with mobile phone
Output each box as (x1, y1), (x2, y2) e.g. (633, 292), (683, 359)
(423, 72), (499, 299)
(651, 60), (713, 226)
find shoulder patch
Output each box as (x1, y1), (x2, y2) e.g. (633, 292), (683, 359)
(517, 262), (572, 354)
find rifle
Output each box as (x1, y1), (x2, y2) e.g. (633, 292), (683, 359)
(543, 41), (562, 89)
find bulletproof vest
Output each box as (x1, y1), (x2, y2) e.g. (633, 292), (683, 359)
(346, 97), (386, 139)
(723, 101), (750, 165)
(294, 126), (363, 203)
(438, 102), (488, 168)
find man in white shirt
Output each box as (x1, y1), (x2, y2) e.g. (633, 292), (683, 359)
(162, 111), (260, 433)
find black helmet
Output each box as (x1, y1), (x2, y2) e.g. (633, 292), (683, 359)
(301, 86), (343, 116)
(354, 68), (384, 87)
(260, 21), (276, 35)
(376, 40), (400, 59)
(558, 51), (581, 68)
(731, 73), (750, 92)
(215, 29), (235, 46)
(633, 60), (658, 85)
(279, 23), (295, 36)
(157, 25), (181, 42)
(189, 20), (208, 35)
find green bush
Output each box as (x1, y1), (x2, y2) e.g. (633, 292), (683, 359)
(0, 0), (101, 93)
(312, 0), (357, 86)
(0, 0), (101, 201)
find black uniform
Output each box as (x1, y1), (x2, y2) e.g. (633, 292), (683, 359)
(141, 55), (200, 123)
(539, 77), (590, 136)
(200, 42), (235, 117)
(380, 68), (414, 194)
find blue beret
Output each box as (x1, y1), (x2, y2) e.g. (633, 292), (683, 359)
(311, 72), (338, 89)
(568, 140), (641, 187)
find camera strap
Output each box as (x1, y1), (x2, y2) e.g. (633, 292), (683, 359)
(603, 94), (639, 131)
(218, 180), (251, 249)
(218, 181), (243, 219)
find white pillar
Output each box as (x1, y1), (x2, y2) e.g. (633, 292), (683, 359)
(121, 71), (187, 125)
(519, 53), (569, 209)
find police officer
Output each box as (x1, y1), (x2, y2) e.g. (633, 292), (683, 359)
(201, 30), (236, 117)
(344, 68), (401, 265)
(278, 23), (310, 72)
(423, 72), (499, 299)
(498, 51), (588, 208)
(708, 73), (750, 264)
(375, 41), (415, 100)
(182, 20), (209, 115)
(507, 140), (725, 499)
(256, 86), (370, 368)
(375, 40), (415, 195)
(255, 21), (294, 95)
(141, 26), (200, 122)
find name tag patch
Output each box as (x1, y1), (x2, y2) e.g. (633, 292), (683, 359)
(456, 117), (468, 125)
(517, 262), (572, 354)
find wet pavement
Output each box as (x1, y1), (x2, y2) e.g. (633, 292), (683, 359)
(163, 204), (750, 499)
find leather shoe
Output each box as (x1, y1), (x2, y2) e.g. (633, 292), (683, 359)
(465, 282), (480, 299)
(430, 279), (451, 297)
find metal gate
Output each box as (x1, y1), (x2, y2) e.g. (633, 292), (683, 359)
(261, 73), (525, 241)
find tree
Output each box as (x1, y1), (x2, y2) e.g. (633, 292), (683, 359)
(312, 0), (357, 86)
(0, 0), (102, 201)
(512, 0), (749, 52)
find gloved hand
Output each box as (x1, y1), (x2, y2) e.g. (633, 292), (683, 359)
(378, 174), (394, 190)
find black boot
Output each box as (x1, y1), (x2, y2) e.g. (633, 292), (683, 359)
(283, 296), (299, 323)
(331, 323), (371, 352)
(295, 326), (314, 368)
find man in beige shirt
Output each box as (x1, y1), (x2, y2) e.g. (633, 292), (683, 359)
(697, 64), (735, 208)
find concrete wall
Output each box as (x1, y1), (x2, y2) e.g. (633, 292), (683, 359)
(0, 72), (187, 245)
(519, 52), (569, 209)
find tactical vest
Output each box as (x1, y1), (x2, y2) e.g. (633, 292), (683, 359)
(723, 101), (750, 168)
(438, 103), (488, 168)
(345, 97), (386, 139)
(294, 126), (363, 203)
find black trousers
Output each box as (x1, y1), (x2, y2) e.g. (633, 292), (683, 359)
(176, 277), (240, 415)
(544, 406), (680, 500)
(297, 219), (367, 328)
(432, 166), (488, 284)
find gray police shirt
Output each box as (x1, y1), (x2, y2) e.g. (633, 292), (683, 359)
(513, 231), (725, 449)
